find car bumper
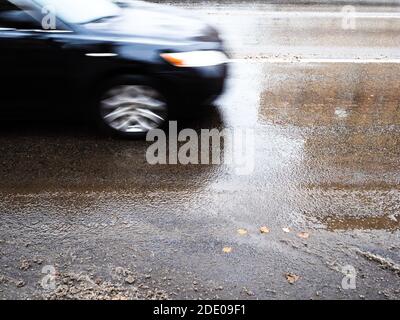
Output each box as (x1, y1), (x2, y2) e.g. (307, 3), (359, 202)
(156, 63), (228, 105)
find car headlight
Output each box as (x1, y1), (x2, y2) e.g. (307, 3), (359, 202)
(160, 51), (228, 67)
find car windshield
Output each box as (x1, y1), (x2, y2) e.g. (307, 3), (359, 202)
(32, 0), (121, 24)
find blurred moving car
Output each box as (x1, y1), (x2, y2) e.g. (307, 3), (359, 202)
(0, 0), (228, 137)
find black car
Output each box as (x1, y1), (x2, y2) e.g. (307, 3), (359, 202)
(0, 0), (228, 137)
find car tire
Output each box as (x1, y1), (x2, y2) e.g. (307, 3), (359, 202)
(94, 76), (168, 139)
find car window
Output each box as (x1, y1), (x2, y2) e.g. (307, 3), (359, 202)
(0, 0), (70, 31)
(34, 0), (121, 24)
(0, 1), (35, 27)
(0, 1), (22, 28)
(0, 1), (21, 12)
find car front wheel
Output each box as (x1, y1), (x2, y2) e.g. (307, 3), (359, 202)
(96, 79), (167, 138)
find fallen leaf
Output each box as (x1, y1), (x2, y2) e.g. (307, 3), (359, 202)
(222, 247), (232, 253)
(237, 228), (248, 236)
(285, 273), (299, 284)
(297, 232), (310, 239)
(259, 226), (270, 234)
(282, 227), (291, 233)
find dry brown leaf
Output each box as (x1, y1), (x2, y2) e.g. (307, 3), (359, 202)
(297, 232), (310, 239)
(222, 247), (232, 253)
(282, 227), (291, 233)
(237, 228), (248, 236)
(259, 226), (270, 234)
(285, 273), (299, 284)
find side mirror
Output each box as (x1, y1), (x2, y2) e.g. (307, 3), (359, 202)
(0, 10), (41, 29)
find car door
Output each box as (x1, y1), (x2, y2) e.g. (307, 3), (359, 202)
(0, 1), (71, 112)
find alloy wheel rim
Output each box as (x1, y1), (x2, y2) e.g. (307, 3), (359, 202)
(100, 85), (167, 133)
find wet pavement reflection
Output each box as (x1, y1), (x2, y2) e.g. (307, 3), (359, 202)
(210, 61), (400, 232)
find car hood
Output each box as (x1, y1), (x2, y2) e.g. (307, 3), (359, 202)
(82, 1), (220, 42)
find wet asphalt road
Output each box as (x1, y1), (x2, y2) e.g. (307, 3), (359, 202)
(1, 2), (400, 299)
